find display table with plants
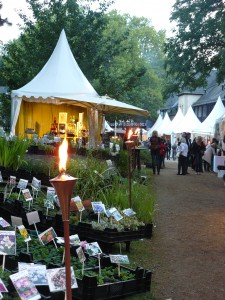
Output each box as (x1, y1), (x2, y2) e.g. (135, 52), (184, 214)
(0, 136), (155, 299)
(0, 225), (152, 300)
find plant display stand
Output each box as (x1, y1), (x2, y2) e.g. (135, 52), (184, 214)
(73, 267), (151, 300)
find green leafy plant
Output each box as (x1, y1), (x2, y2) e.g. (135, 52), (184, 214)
(0, 137), (30, 170)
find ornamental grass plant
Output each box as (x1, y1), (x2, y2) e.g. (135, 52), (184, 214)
(0, 137), (30, 171)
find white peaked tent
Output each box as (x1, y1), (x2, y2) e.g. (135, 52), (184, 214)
(148, 114), (163, 136)
(11, 29), (149, 139)
(170, 107), (184, 133)
(193, 96), (225, 135)
(174, 106), (201, 133)
(156, 112), (172, 135)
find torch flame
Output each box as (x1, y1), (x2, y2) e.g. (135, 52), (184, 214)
(134, 128), (140, 134)
(127, 129), (133, 140)
(59, 138), (68, 173)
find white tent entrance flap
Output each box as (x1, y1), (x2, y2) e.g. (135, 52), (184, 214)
(11, 29), (149, 137)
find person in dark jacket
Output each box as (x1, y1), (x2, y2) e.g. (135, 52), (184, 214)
(149, 130), (161, 175)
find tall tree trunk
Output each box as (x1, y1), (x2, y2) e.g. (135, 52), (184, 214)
(87, 108), (99, 148)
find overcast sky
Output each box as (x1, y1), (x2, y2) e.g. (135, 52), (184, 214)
(0, 0), (175, 44)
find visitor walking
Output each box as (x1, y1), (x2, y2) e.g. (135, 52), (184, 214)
(165, 139), (171, 160)
(159, 138), (166, 169)
(149, 130), (161, 175)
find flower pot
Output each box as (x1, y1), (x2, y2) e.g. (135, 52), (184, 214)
(18, 251), (33, 263)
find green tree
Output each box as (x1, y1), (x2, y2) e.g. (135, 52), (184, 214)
(0, 0), (166, 124)
(94, 11), (165, 119)
(165, 0), (225, 92)
(0, 1), (12, 27)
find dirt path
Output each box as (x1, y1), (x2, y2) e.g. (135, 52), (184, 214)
(149, 160), (225, 300)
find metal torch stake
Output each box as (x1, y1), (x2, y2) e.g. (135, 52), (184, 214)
(125, 141), (134, 208)
(50, 174), (77, 300)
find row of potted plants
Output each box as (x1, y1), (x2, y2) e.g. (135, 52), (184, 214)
(1, 227), (151, 300)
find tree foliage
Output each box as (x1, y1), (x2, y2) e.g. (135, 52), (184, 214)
(0, 0), (167, 124)
(0, 1), (12, 27)
(165, 0), (225, 92)
(93, 11), (165, 119)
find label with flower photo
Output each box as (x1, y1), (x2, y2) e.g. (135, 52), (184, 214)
(85, 242), (102, 256)
(46, 267), (77, 292)
(22, 189), (33, 202)
(122, 208), (136, 217)
(92, 202), (106, 214)
(0, 230), (16, 255)
(18, 225), (31, 243)
(18, 263), (48, 286)
(56, 234), (80, 246)
(76, 246), (86, 263)
(72, 196), (84, 212)
(38, 227), (57, 245)
(10, 270), (41, 300)
(109, 207), (123, 221)
(0, 278), (8, 292)
(45, 187), (55, 209)
(9, 176), (16, 187)
(31, 177), (41, 191)
(0, 217), (10, 228)
(109, 254), (130, 265)
(17, 179), (28, 190)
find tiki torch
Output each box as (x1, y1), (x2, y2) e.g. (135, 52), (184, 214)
(125, 129), (134, 208)
(50, 139), (77, 300)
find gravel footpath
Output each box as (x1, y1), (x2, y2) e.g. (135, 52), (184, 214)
(149, 160), (225, 300)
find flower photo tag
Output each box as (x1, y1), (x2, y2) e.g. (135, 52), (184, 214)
(46, 267), (77, 292)
(0, 230), (16, 255)
(22, 189), (33, 202)
(18, 225), (31, 243)
(0, 278), (8, 292)
(0, 217), (10, 228)
(17, 179), (28, 190)
(38, 227), (57, 246)
(10, 270), (41, 300)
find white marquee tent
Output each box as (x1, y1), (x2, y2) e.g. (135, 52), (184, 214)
(170, 107), (184, 133)
(148, 114), (163, 137)
(156, 112), (172, 135)
(174, 106), (201, 134)
(11, 29), (149, 140)
(193, 96), (225, 135)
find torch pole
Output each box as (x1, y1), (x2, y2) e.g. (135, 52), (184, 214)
(128, 148), (132, 208)
(64, 219), (72, 300)
(125, 140), (134, 209)
(50, 174), (77, 300)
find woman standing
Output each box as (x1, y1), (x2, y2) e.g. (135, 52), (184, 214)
(149, 130), (161, 175)
(192, 136), (206, 174)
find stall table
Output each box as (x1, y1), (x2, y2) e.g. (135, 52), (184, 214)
(213, 156), (225, 177)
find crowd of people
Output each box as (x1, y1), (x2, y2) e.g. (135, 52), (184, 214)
(148, 130), (220, 175)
